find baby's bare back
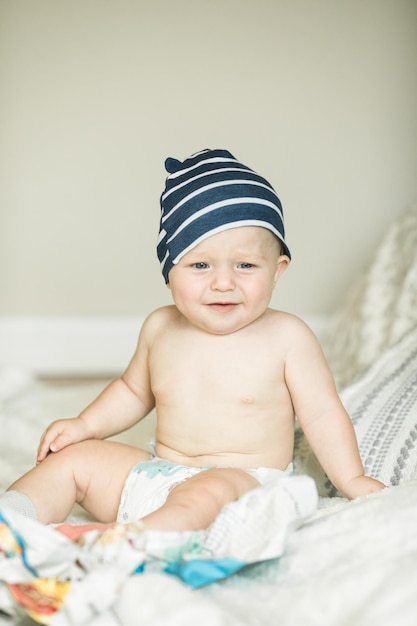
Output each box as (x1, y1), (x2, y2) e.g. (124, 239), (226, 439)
(146, 306), (295, 470)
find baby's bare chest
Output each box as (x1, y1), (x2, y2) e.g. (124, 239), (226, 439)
(149, 331), (286, 407)
(145, 316), (295, 465)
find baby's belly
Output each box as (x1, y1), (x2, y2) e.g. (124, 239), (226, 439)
(154, 439), (293, 471)
(154, 402), (295, 471)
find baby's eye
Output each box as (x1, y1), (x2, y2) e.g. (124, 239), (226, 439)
(193, 262), (209, 269)
(238, 262), (254, 269)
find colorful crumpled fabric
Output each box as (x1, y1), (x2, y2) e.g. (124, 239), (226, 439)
(0, 474), (317, 624)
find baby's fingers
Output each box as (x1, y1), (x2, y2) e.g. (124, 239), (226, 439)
(37, 417), (91, 463)
(37, 424), (67, 462)
(37, 434), (57, 463)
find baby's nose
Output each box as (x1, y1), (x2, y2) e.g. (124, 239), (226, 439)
(211, 268), (235, 291)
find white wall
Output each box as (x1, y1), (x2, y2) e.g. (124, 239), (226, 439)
(1, 1), (416, 328)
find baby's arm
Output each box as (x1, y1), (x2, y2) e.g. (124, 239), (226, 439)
(37, 317), (155, 462)
(284, 318), (385, 499)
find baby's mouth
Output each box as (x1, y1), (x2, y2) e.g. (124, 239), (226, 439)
(207, 302), (238, 314)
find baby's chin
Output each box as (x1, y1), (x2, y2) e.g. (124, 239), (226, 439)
(188, 309), (267, 336)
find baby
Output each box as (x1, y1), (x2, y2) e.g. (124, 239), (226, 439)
(1, 149), (385, 532)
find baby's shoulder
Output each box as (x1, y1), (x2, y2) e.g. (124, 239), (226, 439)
(267, 309), (313, 331)
(141, 306), (179, 337)
(266, 309), (320, 346)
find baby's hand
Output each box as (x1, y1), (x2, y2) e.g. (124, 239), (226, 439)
(343, 475), (386, 500)
(37, 417), (94, 463)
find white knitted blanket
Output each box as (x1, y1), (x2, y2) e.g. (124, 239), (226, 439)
(323, 202), (417, 390)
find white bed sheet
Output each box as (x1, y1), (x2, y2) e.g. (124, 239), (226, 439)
(1, 370), (416, 625)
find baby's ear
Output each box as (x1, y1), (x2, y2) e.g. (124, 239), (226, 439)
(274, 255), (290, 284)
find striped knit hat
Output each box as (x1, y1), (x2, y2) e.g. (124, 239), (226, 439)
(157, 148), (290, 282)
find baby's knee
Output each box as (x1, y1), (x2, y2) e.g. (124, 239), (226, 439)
(201, 468), (259, 501)
(42, 439), (105, 469)
(171, 469), (258, 511)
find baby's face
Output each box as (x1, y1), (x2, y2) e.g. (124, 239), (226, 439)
(167, 226), (289, 335)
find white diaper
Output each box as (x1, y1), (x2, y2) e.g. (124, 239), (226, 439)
(117, 456), (293, 523)
(117, 457), (208, 523)
(244, 463), (293, 485)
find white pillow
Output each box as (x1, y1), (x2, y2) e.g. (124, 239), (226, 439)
(294, 325), (417, 496)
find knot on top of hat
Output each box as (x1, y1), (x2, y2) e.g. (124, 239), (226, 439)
(165, 157), (182, 174)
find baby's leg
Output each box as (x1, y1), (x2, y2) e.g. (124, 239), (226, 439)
(140, 467), (259, 531)
(6, 440), (150, 524)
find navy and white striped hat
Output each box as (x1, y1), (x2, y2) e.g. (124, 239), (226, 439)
(157, 148), (290, 282)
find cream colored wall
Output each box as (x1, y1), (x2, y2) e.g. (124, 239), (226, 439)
(1, 0), (417, 319)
